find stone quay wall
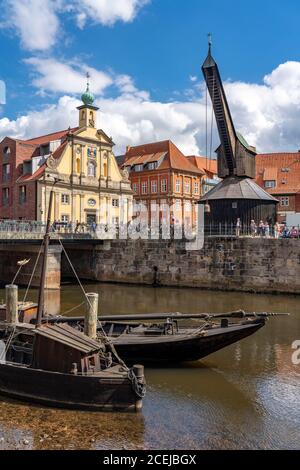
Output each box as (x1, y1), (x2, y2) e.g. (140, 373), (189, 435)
(0, 244), (62, 289)
(62, 237), (300, 294)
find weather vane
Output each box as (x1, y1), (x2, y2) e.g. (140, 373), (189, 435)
(208, 32), (212, 51)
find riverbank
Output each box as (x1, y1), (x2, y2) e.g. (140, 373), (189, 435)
(0, 283), (299, 450)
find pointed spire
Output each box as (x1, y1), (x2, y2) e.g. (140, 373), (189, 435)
(202, 32), (216, 69)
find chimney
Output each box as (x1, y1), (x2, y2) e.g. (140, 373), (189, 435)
(126, 145), (131, 154)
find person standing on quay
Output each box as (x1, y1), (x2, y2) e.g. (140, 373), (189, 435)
(265, 222), (270, 238)
(250, 219), (257, 237)
(236, 218), (241, 237)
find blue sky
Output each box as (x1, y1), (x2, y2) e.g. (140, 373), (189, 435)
(1, 0), (300, 155)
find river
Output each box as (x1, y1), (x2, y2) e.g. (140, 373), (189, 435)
(0, 283), (299, 450)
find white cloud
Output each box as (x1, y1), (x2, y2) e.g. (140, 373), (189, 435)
(3, 61), (300, 156)
(4, 0), (59, 51)
(2, 0), (150, 51)
(24, 57), (113, 94)
(72, 0), (150, 28)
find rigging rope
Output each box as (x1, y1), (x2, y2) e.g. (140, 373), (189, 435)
(58, 239), (108, 339)
(22, 242), (44, 304)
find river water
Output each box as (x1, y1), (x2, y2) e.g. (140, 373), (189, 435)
(0, 283), (299, 450)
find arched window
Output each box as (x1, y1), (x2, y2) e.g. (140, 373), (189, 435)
(88, 160), (96, 177)
(76, 158), (80, 174)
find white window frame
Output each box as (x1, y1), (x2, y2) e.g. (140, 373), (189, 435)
(151, 180), (158, 193)
(184, 180), (191, 193)
(132, 183), (138, 194)
(175, 179), (181, 192)
(265, 180), (276, 189)
(141, 181), (148, 194)
(61, 214), (69, 223)
(280, 196), (289, 207)
(194, 181), (199, 194)
(135, 164), (144, 172)
(161, 179), (167, 193)
(61, 194), (70, 204)
(148, 162), (157, 170)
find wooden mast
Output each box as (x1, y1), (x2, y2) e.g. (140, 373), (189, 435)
(36, 187), (54, 326)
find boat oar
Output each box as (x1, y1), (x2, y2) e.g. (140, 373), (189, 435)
(41, 310), (290, 324)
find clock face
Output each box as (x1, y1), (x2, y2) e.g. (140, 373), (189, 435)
(88, 198), (96, 207)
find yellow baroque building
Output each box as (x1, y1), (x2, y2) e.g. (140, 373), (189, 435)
(1, 76), (133, 225)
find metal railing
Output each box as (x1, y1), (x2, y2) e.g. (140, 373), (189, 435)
(204, 223), (300, 238)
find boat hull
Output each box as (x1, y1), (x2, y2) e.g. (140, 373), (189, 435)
(0, 363), (142, 411)
(111, 321), (265, 364)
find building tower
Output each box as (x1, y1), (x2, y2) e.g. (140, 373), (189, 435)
(77, 72), (99, 129)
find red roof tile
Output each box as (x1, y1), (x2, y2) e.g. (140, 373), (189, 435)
(256, 153), (300, 195)
(25, 127), (78, 145)
(124, 140), (204, 175)
(17, 163), (46, 182)
(187, 156), (218, 175)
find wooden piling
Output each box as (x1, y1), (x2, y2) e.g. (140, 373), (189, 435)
(5, 284), (19, 324)
(84, 293), (99, 339)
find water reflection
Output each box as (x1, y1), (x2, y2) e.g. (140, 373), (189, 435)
(0, 283), (299, 449)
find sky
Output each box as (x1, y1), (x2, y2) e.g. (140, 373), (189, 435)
(1, 0), (300, 155)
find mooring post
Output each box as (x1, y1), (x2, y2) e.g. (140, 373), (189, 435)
(85, 293), (99, 339)
(5, 284), (19, 324)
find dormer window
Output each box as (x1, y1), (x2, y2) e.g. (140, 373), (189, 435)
(134, 164), (144, 172)
(264, 180), (276, 188)
(148, 162), (157, 170)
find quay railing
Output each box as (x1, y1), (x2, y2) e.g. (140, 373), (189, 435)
(204, 223), (300, 238)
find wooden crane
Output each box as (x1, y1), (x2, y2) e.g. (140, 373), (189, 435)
(202, 36), (256, 179)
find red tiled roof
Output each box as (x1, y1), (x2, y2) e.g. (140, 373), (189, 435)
(124, 151), (167, 167)
(16, 141), (67, 183)
(263, 167), (277, 180)
(17, 163), (46, 182)
(25, 127), (78, 145)
(124, 140), (204, 175)
(52, 141), (67, 160)
(187, 156), (218, 175)
(256, 152), (300, 195)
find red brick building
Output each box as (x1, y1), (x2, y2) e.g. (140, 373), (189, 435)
(119, 140), (218, 226)
(0, 128), (77, 220)
(256, 152), (300, 222)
